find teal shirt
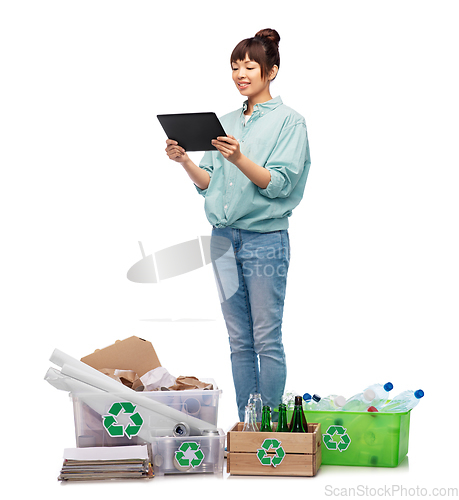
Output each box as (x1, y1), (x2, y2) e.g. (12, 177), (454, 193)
(197, 95), (311, 232)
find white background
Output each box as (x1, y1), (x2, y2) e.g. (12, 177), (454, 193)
(1, 0), (458, 498)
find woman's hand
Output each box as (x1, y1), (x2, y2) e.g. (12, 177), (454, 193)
(165, 139), (190, 164)
(212, 135), (242, 164)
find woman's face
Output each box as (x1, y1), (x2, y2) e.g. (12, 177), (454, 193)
(231, 57), (271, 100)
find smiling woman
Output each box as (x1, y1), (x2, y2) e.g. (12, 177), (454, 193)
(231, 28), (280, 80)
(165, 28), (311, 422)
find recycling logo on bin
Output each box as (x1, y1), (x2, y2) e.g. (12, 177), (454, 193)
(256, 439), (285, 467)
(102, 402), (144, 439)
(175, 442), (205, 468)
(323, 425), (351, 452)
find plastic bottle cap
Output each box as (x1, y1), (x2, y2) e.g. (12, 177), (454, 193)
(364, 389), (375, 401)
(384, 382), (393, 392)
(367, 406), (378, 412)
(414, 389), (424, 399)
(312, 394), (321, 402)
(334, 396), (346, 408)
(303, 393), (312, 401)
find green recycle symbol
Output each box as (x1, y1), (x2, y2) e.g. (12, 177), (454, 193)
(174, 442), (205, 468)
(256, 439), (286, 468)
(323, 425), (351, 452)
(102, 402), (144, 439)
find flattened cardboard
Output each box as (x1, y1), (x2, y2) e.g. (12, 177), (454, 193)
(80, 336), (161, 378)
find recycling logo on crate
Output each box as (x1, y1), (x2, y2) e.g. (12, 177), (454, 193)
(102, 402), (144, 439)
(174, 442), (205, 468)
(256, 439), (286, 467)
(323, 425), (351, 452)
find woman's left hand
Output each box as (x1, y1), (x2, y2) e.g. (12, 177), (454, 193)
(212, 135), (242, 164)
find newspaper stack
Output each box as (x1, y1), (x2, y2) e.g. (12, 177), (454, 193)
(58, 445), (153, 481)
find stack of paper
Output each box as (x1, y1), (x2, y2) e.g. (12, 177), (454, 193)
(58, 445), (153, 481)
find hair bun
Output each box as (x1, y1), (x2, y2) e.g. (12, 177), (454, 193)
(255, 28), (280, 46)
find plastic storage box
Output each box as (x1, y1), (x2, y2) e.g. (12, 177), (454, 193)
(150, 428), (226, 475)
(72, 383), (221, 448)
(299, 409), (411, 467)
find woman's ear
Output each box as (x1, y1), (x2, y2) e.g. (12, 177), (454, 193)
(268, 65), (279, 81)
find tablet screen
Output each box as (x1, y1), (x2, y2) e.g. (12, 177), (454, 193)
(157, 112), (227, 151)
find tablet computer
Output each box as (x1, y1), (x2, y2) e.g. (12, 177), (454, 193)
(157, 112), (227, 151)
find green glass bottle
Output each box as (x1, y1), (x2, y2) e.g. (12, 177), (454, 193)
(276, 403), (290, 432)
(260, 405), (272, 432)
(290, 396), (307, 433)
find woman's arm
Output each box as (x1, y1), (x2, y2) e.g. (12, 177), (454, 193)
(165, 139), (210, 190)
(211, 135), (271, 189)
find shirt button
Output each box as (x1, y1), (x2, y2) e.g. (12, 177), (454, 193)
(229, 182), (233, 186)
(224, 205), (228, 209)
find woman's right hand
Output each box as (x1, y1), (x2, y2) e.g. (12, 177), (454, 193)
(165, 139), (190, 164)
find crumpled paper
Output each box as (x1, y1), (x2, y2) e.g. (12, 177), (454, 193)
(140, 366), (177, 391)
(97, 367), (213, 392)
(168, 376), (213, 391)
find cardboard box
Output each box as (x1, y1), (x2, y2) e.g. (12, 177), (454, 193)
(80, 336), (161, 384)
(227, 423), (321, 477)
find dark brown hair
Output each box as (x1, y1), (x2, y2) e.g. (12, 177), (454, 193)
(230, 28), (280, 80)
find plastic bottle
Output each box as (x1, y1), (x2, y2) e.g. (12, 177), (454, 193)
(311, 395), (346, 411)
(282, 390), (299, 413)
(302, 393), (321, 410)
(379, 390), (424, 412)
(363, 382), (393, 409)
(341, 388), (376, 412)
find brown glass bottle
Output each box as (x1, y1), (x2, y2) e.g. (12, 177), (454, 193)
(289, 395), (308, 433)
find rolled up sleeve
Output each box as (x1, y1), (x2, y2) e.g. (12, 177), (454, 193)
(195, 150), (214, 196)
(258, 122), (310, 199)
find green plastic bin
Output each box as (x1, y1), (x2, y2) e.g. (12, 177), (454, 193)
(288, 409), (411, 467)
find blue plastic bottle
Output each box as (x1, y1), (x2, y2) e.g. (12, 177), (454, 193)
(379, 390), (424, 412)
(364, 382), (393, 410)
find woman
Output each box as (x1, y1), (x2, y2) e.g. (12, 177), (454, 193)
(165, 29), (311, 422)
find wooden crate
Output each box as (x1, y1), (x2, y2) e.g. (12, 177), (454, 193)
(227, 422), (321, 477)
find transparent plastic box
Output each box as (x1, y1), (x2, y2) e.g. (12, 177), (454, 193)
(150, 429), (226, 475)
(72, 380), (221, 448)
(298, 409), (411, 467)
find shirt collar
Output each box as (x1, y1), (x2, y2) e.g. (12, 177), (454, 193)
(242, 95), (283, 115)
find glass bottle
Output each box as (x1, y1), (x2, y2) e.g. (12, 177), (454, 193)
(260, 405), (272, 432)
(242, 404), (258, 432)
(290, 395), (308, 433)
(276, 403), (290, 432)
(248, 393), (263, 423)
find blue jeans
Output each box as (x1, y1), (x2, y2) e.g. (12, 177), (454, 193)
(211, 227), (290, 422)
